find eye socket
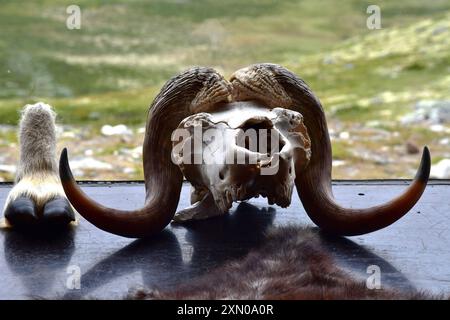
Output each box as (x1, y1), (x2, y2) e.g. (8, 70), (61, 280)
(219, 171), (225, 180)
(237, 119), (285, 155)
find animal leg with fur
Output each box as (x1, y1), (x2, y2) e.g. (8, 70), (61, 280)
(1, 103), (75, 229)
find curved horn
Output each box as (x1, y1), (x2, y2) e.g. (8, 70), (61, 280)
(60, 67), (232, 238)
(230, 63), (430, 236)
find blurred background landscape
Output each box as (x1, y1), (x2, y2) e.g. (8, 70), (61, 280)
(0, 0), (449, 181)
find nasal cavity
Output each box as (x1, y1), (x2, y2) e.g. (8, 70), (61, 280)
(237, 118), (285, 155)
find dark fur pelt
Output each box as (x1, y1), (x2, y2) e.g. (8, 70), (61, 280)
(129, 226), (441, 300)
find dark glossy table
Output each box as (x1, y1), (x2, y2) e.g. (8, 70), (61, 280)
(0, 180), (449, 299)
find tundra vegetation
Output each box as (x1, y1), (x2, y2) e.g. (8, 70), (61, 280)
(0, 0), (449, 181)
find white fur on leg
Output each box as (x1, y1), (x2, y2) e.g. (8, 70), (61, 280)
(1, 102), (77, 227)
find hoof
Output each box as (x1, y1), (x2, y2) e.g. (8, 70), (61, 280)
(4, 197), (38, 228)
(3, 196), (75, 230)
(42, 197), (75, 227)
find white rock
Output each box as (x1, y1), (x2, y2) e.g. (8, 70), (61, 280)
(415, 100), (437, 110)
(123, 167), (136, 174)
(84, 149), (94, 156)
(429, 102), (450, 123)
(332, 160), (346, 167)
(101, 124), (133, 136)
(129, 146), (142, 159)
(120, 146), (142, 159)
(55, 125), (64, 137)
(401, 100), (450, 124)
(339, 131), (350, 140)
(439, 138), (449, 145)
(0, 165), (16, 174)
(400, 111), (425, 124)
(69, 157), (113, 171)
(62, 131), (77, 139)
(365, 120), (381, 127)
(430, 159), (450, 179)
(429, 124), (450, 133)
(138, 127), (146, 134)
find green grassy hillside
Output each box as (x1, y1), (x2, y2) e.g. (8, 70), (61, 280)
(0, 0), (449, 180)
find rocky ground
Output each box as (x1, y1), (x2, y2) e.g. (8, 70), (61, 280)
(0, 100), (449, 181)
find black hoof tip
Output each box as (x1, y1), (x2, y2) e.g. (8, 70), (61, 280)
(43, 197), (75, 227)
(4, 197), (38, 228)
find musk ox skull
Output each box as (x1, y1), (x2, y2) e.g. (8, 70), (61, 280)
(59, 63), (431, 238)
(171, 102), (311, 222)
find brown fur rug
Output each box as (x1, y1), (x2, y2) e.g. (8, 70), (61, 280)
(129, 226), (442, 300)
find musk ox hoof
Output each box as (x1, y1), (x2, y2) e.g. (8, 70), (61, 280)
(1, 102), (77, 232)
(43, 197), (76, 226)
(4, 196), (75, 229)
(4, 197), (38, 227)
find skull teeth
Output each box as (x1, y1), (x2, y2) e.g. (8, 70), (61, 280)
(258, 183), (293, 208)
(211, 182), (293, 214)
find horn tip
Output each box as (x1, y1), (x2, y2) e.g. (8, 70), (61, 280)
(61, 147), (68, 158)
(415, 146), (431, 183)
(59, 148), (73, 182)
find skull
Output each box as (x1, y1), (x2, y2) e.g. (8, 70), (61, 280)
(171, 100), (311, 222)
(59, 64), (430, 238)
